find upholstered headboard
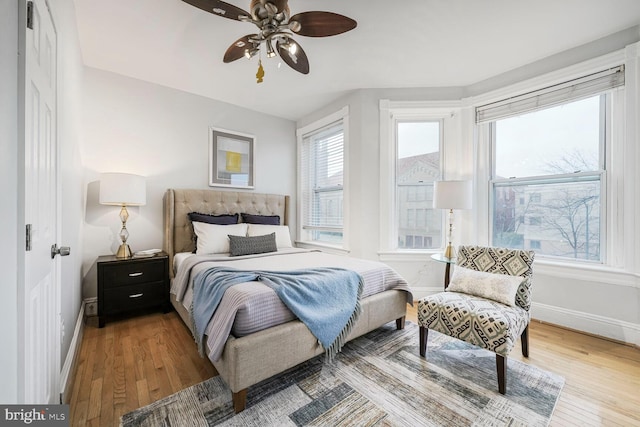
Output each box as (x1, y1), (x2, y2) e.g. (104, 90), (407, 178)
(163, 188), (289, 276)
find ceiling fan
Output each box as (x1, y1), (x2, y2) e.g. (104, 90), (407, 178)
(182, 0), (357, 82)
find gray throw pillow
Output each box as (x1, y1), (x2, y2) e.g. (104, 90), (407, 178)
(228, 232), (277, 256)
(240, 213), (280, 225)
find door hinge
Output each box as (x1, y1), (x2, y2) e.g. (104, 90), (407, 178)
(27, 1), (34, 30)
(26, 224), (32, 251)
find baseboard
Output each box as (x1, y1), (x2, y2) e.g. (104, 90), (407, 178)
(60, 301), (85, 404)
(531, 302), (639, 346)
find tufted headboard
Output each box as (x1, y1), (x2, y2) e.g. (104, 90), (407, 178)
(163, 188), (289, 276)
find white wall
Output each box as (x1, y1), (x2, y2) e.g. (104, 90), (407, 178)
(50, 0), (86, 382)
(0, 0), (20, 404)
(297, 42), (640, 345)
(80, 68), (297, 298)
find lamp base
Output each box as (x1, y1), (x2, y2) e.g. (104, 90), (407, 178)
(443, 244), (455, 260)
(116, 243), (132, 259)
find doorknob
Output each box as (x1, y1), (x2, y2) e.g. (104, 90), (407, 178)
(51, 244), (71, 259)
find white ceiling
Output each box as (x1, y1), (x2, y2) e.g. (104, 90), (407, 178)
(73, 0), (640, 121)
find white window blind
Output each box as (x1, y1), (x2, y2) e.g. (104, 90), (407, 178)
(476, 65), (624, 123)
(300, 120), (344, 244)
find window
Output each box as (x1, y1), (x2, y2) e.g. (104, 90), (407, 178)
(480, 66), (624, 262)
(529, 217), (541, 226)
(396, 121), (442, 250)
(298, 110), (347, 247)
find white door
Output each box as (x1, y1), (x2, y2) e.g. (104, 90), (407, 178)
(22, 0), (61, 404)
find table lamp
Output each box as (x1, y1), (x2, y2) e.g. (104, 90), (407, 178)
(99, 173), (146, 258)
(433, 180), (472, 259)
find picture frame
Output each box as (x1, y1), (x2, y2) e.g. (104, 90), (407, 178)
(209, 127), (255, 189)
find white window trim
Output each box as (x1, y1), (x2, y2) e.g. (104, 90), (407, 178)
(469, 49), (630, 270)
(378, 99), (462, 256)
(296, 106), (349, 250)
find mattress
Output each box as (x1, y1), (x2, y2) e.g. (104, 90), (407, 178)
(171, 248), (412, 361)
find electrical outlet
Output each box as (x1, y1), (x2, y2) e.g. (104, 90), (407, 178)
(85, 298), (98, 317)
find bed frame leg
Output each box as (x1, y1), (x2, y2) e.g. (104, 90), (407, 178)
(396, 316), (405, 330)
(232, 389), (247, 413)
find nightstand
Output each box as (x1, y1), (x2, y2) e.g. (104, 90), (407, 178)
(97, 252), (170, 327)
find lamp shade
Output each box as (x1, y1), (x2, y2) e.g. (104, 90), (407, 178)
(433, 180), (472, 210)
(99, 173), (146, 206)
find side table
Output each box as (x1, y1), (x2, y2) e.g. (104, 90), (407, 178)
(430, 253), (456, 289)
(97, 252), (170, 327)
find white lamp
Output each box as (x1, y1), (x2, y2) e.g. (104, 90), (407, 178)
(99, 173), (146, 258)
(433, 180), (472, 259)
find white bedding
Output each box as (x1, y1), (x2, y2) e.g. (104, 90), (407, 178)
(171, 248), (412, 361)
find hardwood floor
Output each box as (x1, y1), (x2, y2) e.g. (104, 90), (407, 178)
(69, 306), (640, 426)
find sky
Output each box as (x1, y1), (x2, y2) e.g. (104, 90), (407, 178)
(495, 95), (601, 178)
(394, 95), (602, 178)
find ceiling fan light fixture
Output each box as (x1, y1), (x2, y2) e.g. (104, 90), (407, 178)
(266, 40), (276, 58)
(184, 0), (355, 77)
(288, 41), (297, 55)
(244, 47), (258, 59)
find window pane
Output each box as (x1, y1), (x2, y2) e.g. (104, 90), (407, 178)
(493, 180), (600, 260)
(396, 121), (441, 249)
(495, 96), (601, 179)
(300, 121), (344, 245)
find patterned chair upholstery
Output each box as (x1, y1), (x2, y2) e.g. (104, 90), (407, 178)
(418, 245), (535, 394)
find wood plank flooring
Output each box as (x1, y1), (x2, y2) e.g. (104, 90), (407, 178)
(69, 306), (640, 426)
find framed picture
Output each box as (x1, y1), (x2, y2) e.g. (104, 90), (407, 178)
(209, 127), (255, 189)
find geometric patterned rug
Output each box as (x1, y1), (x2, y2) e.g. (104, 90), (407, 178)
(121, 321), (564, 427)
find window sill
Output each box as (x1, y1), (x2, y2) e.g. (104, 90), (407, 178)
(295, 241), (350, 256)
(378, 250), (441, 262)
(534, 258), (638, 288)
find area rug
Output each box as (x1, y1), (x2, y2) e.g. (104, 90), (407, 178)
(121, 322), (564, 426)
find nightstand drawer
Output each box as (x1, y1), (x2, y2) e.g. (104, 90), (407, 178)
(102, 259), (165, 287)
(103, 281), (165, 314)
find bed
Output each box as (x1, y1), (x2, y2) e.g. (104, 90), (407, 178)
(163, 188), (412, 413)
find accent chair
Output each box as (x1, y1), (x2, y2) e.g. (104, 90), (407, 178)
(418, 245), (535, 394)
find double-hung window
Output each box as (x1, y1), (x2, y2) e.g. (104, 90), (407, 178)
(298, 111), (346, 247)
(478, 66), (624, 262)
(396, 121), (442, 250)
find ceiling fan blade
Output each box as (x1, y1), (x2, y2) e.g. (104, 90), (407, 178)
(276, 39), (309, 74)
(223, 34), (258, 63)
(182, 0), (251, 21)
(289, 11), (357, 37)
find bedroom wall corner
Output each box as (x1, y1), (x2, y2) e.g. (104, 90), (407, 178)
(49, 0), (86, 393)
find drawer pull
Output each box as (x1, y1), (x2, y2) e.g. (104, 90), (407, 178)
(129, 293), (144, 298)
(129, 272), (144, 277)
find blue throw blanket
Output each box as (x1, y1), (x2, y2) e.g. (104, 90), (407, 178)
(191, 267), (364, 360)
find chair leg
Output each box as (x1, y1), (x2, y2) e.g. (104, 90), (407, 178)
(232, 389), (247, 413)
(396, 316), (406, 330)
(419, 326), (428, 357)
(521, 325), (529, 357)
(496, 354), (506, 394)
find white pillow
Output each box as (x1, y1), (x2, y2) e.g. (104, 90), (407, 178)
(192, 222), (248, 254)
(247, 224), (293, 249)
(447, 265), (523, 307)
